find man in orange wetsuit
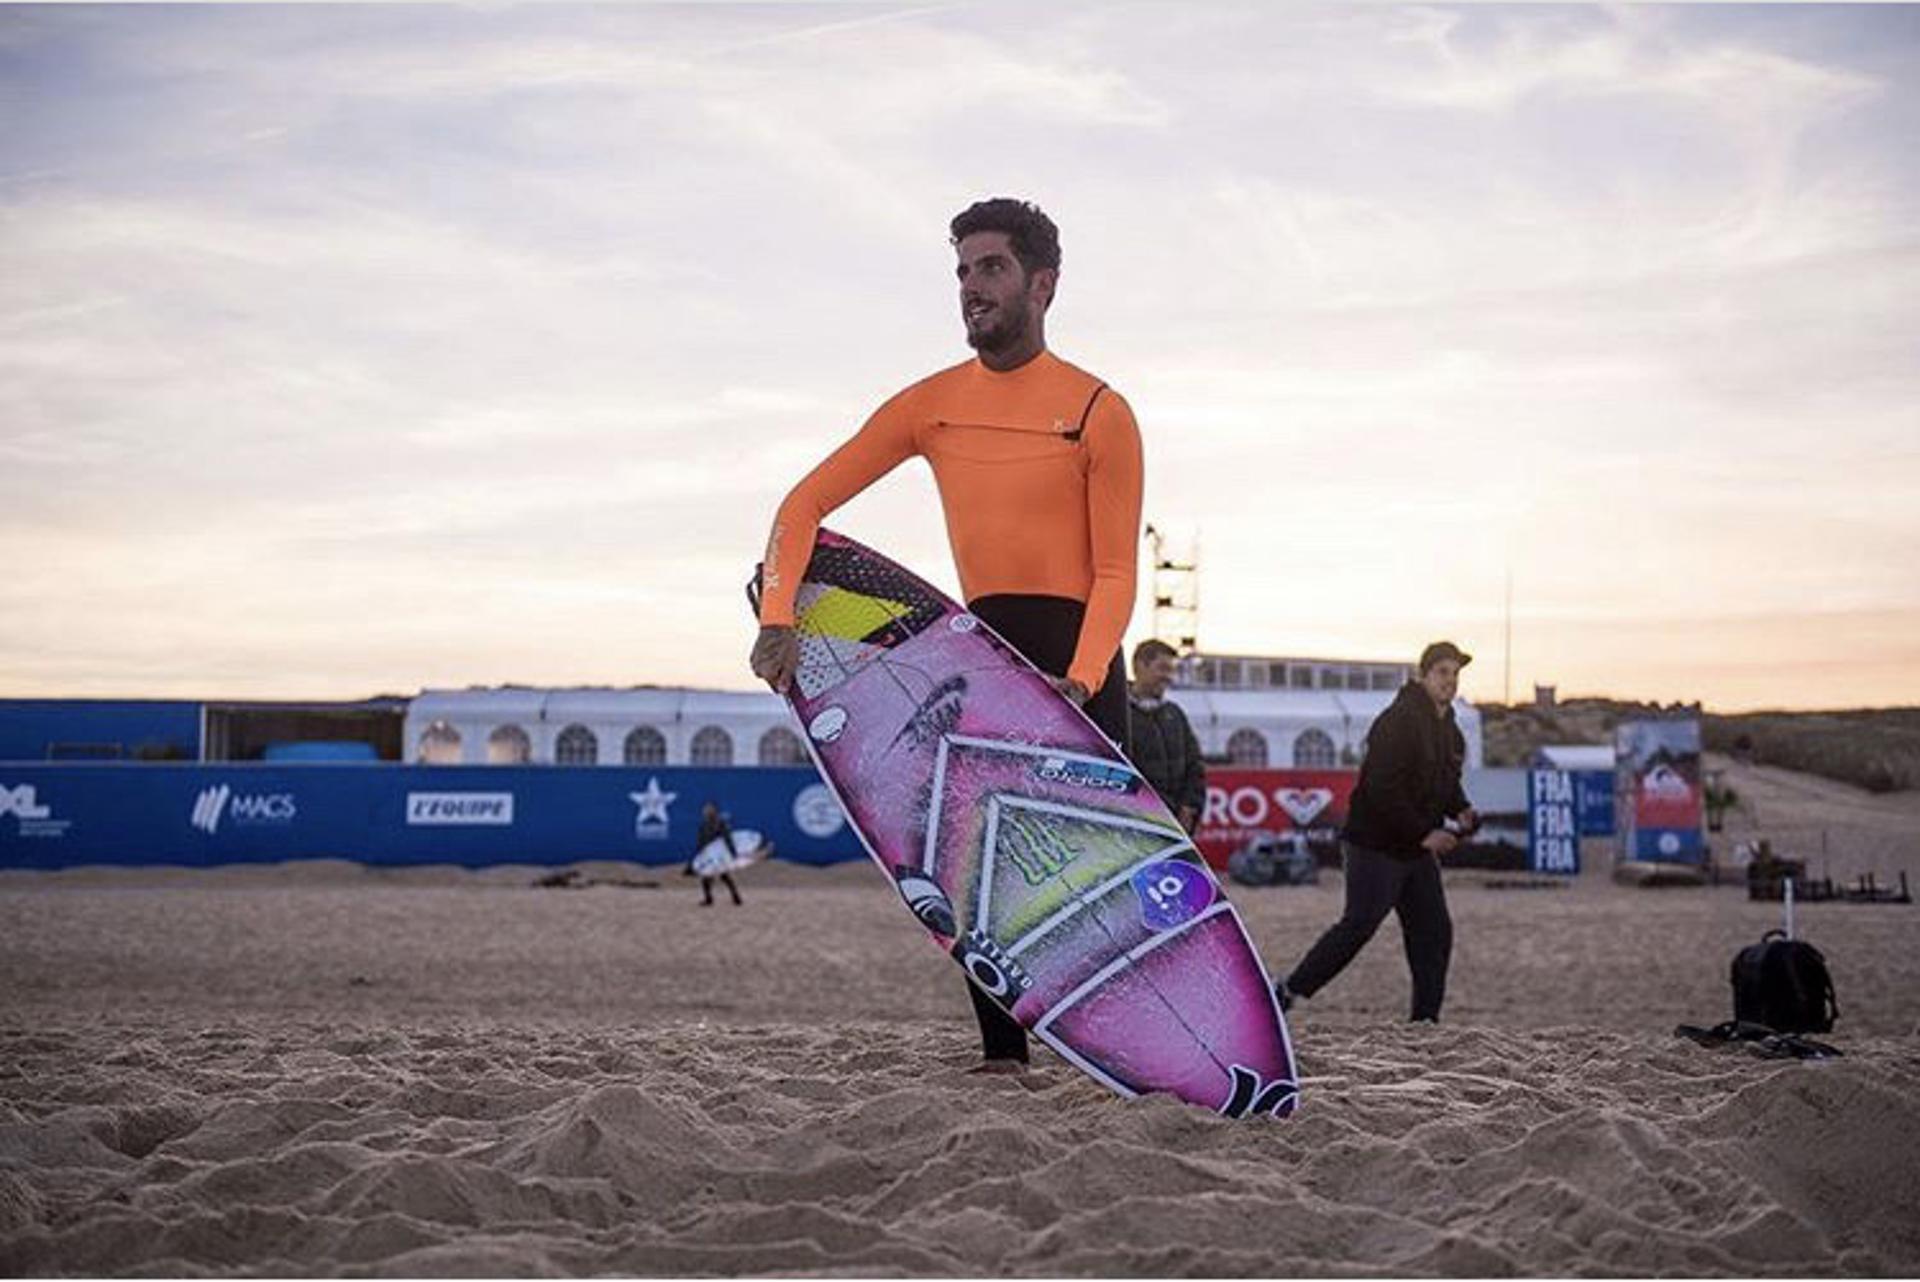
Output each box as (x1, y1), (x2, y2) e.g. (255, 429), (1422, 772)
(749, 197), (1144, 1073)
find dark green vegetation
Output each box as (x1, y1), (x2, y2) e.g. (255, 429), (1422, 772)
(1479, 699), (1920, 794)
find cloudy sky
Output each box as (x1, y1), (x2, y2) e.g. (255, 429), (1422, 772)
(3, 3), (1916, 711)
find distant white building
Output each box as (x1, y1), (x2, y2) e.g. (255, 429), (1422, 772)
(406, 674), (1483, 771)
(1167, 688), (1483, 770)
(1169, 649), (1481, 769)
(1174, 651), (1415, 695)
(405, 687), (805, 768)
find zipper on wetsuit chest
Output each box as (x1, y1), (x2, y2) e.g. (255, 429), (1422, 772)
(926, 383), (1107, 458)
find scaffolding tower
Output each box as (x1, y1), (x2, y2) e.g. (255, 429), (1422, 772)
(1145, 523), (1200, 655)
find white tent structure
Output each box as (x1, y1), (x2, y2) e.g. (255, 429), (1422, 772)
(405, 687), (802, 768)
(405, 684), (1484, 770)
(1533, 744), (1614, 772)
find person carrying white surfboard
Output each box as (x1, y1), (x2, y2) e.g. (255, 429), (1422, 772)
(1278, 642), (1480, 1022)
(749, 197), (1144, 1073)
(690, 801), (745, 908)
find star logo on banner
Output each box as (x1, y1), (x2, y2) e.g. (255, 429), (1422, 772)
(628, 777), (677, 838)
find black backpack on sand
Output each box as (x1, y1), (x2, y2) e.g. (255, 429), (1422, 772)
(1731, 929), (1838, 1035)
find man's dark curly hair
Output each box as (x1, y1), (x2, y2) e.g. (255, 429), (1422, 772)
(949, 198), (1061, 277)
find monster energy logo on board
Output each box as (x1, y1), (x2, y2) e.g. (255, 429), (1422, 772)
(1001, 809), (1082, 887)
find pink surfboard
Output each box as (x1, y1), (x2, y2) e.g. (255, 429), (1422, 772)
(752, 529), (1298, 1118)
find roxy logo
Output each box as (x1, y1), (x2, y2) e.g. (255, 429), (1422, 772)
(1275, 788), (1333, 826)
(191, 786), (296, 834)
(1204, 784), (1340, 831)
(406, 792), (513, 826)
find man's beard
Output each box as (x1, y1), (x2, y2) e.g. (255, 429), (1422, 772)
(964, 298), (1030, 354)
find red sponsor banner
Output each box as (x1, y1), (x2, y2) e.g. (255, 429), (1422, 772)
(1632, 763), (1702, 831)
(1195, 768), (1358, 869)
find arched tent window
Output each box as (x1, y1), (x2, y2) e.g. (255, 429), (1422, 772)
(488, 724), (531, 765)
(759, 726), (808, 766)
(1293, 728), (1337, 768)
(417, 720), (462, 764)
(690, 726), (734, 767)
(623, 726), (667, 765)
(1225, 728), (1269, 766)
(555, 724), (598, 766)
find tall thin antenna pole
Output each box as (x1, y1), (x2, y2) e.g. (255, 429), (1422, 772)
(1192, 526), (1202, 652)
(1503, 563), (1513, 705)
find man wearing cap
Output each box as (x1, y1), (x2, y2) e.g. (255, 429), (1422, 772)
(1276, 641), (1480, 1022)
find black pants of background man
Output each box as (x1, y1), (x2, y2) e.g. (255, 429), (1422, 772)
(1288, 841), (1454, 1022)
(964, 593), (1130, 1063)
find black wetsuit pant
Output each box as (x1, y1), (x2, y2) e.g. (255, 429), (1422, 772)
(701, 872), (741, 906)
(964, 594), (1130, 1063)
(1287, 841), (1453, 1022)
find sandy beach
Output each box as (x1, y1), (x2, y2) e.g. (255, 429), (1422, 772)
(3, 758), (1918, 1278)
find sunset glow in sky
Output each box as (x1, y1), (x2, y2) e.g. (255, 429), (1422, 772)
(4, 3), (1916, 711)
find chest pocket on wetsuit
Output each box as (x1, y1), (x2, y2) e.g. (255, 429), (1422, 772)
(924, 383), (1108, 466)
(925, 421), (1084, 466)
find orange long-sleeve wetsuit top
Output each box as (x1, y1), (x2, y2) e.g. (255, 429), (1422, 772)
(758, 350), (1143, 694)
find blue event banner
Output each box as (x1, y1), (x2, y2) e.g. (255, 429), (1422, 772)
(1573, 770), (1616, 837)
(0, 764), (861, 870)
(1527, 768), (1580, 875)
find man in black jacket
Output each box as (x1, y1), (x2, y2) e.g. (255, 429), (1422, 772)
(1278, 641), (1480, 1022)
(1127, 639), (1206, 832)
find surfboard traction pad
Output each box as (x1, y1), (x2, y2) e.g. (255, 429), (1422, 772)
(775, 529), (1298, 1119)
